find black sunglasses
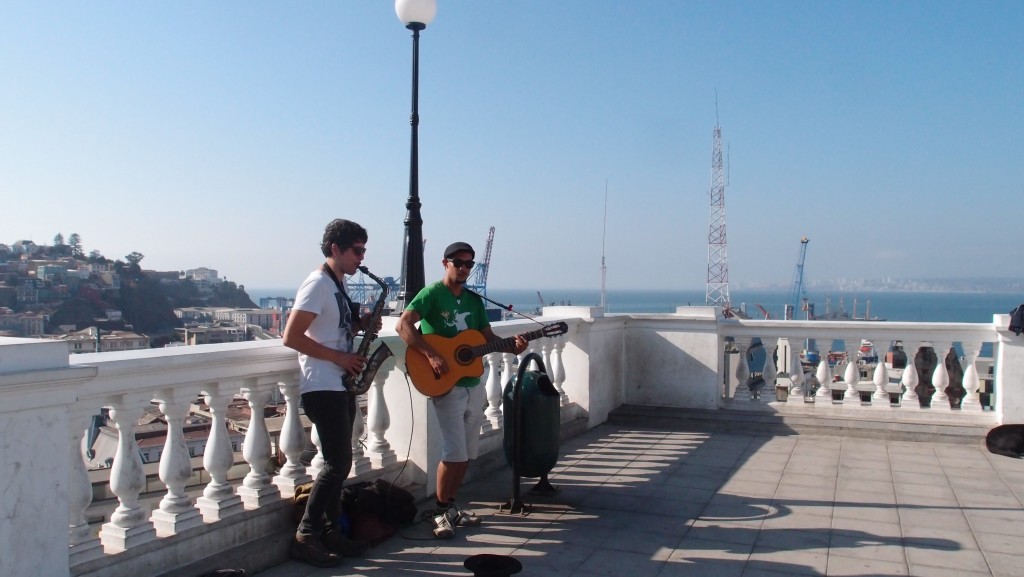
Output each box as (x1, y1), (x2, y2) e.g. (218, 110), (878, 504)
(347, 246), (367, 256)
(448, 258), (475, 270)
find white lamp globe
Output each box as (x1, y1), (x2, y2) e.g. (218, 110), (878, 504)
(395, 0), (437, 27)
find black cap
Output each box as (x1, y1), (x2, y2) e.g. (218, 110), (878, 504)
(444, 242), (475, 259)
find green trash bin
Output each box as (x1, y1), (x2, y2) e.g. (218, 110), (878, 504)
(502, 354), (560, 480)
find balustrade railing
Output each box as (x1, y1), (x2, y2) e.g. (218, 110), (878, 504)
(4, 309), (1021, 577)
(719, 318), (1001, 415)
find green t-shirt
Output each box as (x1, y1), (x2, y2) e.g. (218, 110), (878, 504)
(406, 281), (490, 387)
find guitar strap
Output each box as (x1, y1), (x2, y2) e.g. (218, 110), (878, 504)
(322, 264), (360, 329)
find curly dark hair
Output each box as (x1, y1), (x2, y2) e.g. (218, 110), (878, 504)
(320, 219), (368, 257)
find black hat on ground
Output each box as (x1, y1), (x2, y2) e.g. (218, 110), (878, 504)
(444, 242), (475, 259)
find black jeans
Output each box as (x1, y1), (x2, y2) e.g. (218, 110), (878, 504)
(297, 390), (356, 536)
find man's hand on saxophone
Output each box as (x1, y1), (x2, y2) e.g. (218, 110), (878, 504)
(334, 350), (367, 377)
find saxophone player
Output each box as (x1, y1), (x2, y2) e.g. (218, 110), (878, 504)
(282, 218), (379, 568)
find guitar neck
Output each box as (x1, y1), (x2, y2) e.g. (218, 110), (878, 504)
(469, 328), (546, 359)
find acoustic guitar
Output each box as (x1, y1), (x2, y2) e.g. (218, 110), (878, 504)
(406, 322), (569, 398)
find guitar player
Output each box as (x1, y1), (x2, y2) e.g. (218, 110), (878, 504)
(396, 241), (528, 539)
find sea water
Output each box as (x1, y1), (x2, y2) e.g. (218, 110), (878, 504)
(249, 286), (1021, 324)
(484, 289), (1021, 324)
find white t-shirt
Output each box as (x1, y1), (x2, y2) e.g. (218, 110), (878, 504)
(292, 268), (355, 394)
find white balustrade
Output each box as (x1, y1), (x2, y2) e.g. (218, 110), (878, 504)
(238, 377), (281, 509)
(931, 342), (952, 409)
(901, 345), (922, 409)
(351, 396), (371, 476)
(484, 354), (503, 424)
(98, 396), (157, 552)
(195, 383), (244, 521)
(150, 388), (204, 536)
(366, 366), (396, 467)
(307, 424), (324, 478)
(4, 315), (1015, 577)
(961, 341), (983, 410)
(787, 338), (806, 401)
(761, 337), (778, 402)
(872, 351), (890, 404)
(815, 358), (833, 401)
(69, 406), (102, 562)
(273, 377), (312, 498)
(731, 337), (752, 401)
(842, 342), (861, 403)
(551, 337), (567, 402)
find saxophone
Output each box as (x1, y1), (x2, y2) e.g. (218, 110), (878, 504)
(344, 266), (394, 395)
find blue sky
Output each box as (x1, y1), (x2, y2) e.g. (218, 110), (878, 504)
(2, 1), (1021, 291)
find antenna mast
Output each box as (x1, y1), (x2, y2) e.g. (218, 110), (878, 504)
(705, 100), (730, 309)
(600, 180), (608, 310)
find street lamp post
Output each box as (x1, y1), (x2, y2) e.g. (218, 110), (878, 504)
(394, 0), (437, 313)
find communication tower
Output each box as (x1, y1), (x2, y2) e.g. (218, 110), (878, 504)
(705, 115), (730, 309)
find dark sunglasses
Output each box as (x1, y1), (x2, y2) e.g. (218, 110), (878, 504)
(448, 258), (475, 270)
(348, 246), (367, 256)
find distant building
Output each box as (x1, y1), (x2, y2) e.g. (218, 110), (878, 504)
(0, 311), (45, 337)
(55, 326), (150, 354)
(176, 325), (245, 345)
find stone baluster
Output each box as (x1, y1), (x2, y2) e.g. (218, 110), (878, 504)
(195, 383), (243, 521)
(69, 406), (102, 563)
(901, 344), (922, 409)
(272, 378), (312, 498)
(931, 341), (952, 409)
(842, 342), (861, 403)
(872, 352), (888, 405)
(238, 377), (281, 509)
(551, 336), (567, 402)
(484, 354), (503, 426)
(760, 337), (778, 402)
(787, 339), (806, 401)
(815, 357), (833, 401)
(960, 341), (983, 410)
(731, 337), (752, 402)
(150, 389), (203, 536)
(98, 396), (157, 553)
(351, 394), (371, 476)
(367, 366), (396, 468)
(541, 340), (552, 375)
(307, 425), (324, 479)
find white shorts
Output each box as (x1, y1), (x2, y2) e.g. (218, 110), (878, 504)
(432, 384), (487, 462)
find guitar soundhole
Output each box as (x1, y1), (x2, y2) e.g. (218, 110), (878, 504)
(455, 347), (473, 365)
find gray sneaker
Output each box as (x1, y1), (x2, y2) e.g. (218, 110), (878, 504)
(433, 507), (458, 539)
(454, 503), (481, 527)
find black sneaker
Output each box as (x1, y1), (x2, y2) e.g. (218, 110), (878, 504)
(323, 527), (370, 557)
(290, 534), (341, 568)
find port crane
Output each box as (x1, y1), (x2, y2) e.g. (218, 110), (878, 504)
(465, 226), (494, 299)
(785, 237), (810, 320)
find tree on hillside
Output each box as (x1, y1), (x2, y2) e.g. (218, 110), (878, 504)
(53, 233), (67, 257)
(125, 252), (144, 273)
(88, 250), (107, 263)
(125, 251), (144, 266)
(68, 233), (83, 258)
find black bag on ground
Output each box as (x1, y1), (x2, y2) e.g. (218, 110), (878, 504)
(342, 479), (417, 524)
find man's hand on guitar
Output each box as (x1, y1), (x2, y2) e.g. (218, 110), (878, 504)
(425, 349), (448, 378)
(512, 335), (528, 355)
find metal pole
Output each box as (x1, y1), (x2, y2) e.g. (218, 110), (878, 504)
(396, 23), (426, 313)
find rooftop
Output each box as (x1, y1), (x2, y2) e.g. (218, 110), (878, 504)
(256, 418), (1024, 577)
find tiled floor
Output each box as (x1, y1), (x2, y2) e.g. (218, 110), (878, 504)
(256, 424), (1024, 577)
